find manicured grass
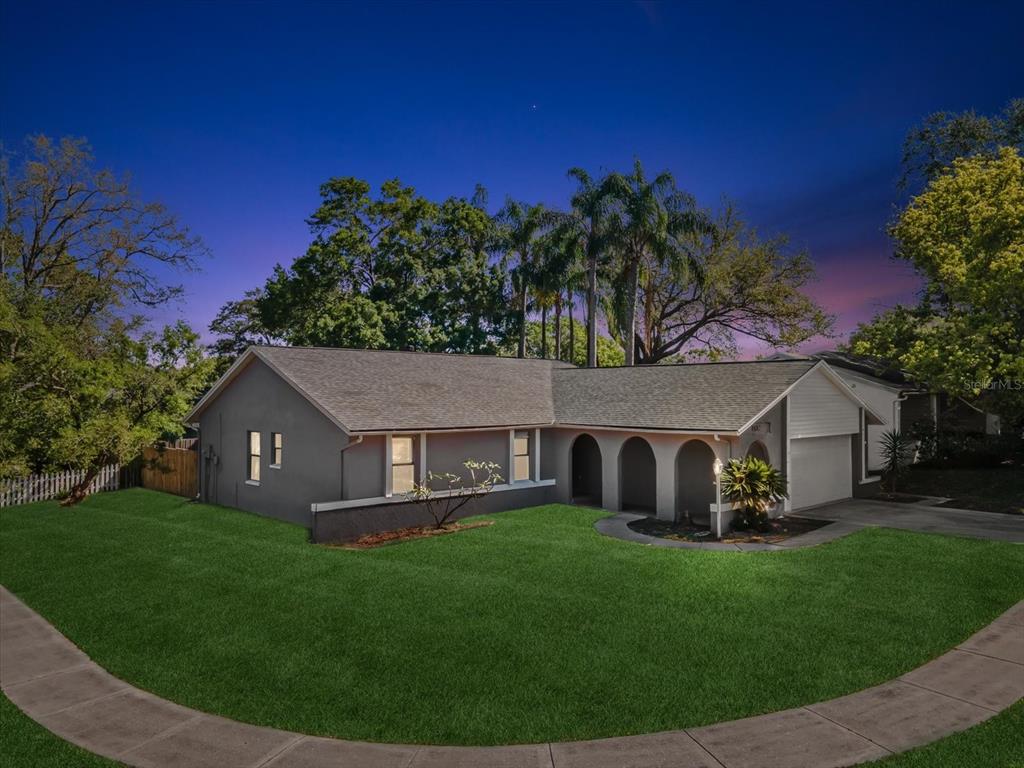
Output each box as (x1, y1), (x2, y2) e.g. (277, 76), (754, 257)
(901, 466), (1024, 514)
(1, 489), (1022, 746)
(868, 700), (1024, 767)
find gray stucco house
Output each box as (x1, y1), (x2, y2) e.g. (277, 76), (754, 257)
(185, 346), (883, 541)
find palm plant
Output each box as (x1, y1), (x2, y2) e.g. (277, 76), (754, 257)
(497, 200), (550, 358)
(880, 429), (911, 493)
(603, 159), (708, 366)
(567, 168), (616, 368)
(720, 456), (789, 531)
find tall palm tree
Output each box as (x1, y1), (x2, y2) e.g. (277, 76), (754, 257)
(535, 225), (580, 360)
(497, 200), (549, 358)
(567, 168), (616, 368)
(605, 159), (706, 366)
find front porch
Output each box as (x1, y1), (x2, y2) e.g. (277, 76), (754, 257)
(548, 425), (782, 535)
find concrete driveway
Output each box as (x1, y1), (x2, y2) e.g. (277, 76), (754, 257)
(793, 498), (1024, 543)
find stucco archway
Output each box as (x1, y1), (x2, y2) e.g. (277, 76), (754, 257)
(746, 440), (769, 462)
(619, 437), (656, 513)
(570, 434), (603, 506)
(676, 439), (716, 526)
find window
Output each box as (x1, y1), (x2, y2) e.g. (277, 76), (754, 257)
(513, 431), (530, 482)
(271, 432), (283, 468)
(247, 431), (261, 483)
(391, 435), (415, 494)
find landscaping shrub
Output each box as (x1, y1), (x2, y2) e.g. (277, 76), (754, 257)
(720, 456), (788, 532)
(909, 424), (1022, 469)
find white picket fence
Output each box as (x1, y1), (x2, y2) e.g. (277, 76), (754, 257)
(0, 464), (122, 508)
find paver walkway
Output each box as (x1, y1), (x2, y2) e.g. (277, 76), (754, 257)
(3, 586), (1022, 768)
(596, 498), (1024, 551)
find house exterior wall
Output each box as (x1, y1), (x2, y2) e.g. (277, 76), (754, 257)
(422, 430), (510, 485)
(197, 358), (347, 527)
(830, 369), (900, 472)
(788, 368), (860, 438)
(546, 428), (732, 524)
(734, 400), (784, 467)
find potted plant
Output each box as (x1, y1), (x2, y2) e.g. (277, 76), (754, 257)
(719, 456), (788, 532)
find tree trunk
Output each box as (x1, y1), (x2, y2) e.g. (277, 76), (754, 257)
(61, 465), (101, 507)
(554, 293), (563, 361)
(540, 304), (548, 359)
(586, 253), (598, 368)
(517, 288), (527, 358)
(623, 257), (639, 366)
(568, 296), (575, 365)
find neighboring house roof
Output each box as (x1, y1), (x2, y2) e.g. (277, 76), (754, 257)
(187, 346), (572, 433)
(552, 360), (818, 432)
(768, 350), (922, 389)
(187, 347), (882, 435)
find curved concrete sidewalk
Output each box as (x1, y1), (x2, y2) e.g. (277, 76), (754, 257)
(2, 585), (1022, 768)
(596, 498), (1024, 552)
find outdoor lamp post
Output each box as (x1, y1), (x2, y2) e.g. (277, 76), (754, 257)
(712, 457), (723, 539)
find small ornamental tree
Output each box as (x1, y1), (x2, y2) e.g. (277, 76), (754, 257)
(720, 456), (788, 531)
(879, 429), (912, 493)
(406, 460), (502, 529)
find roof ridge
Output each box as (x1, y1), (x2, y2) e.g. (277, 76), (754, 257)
(254, 344), (575, 365)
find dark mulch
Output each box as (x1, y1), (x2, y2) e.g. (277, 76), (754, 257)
(329, 520), (494, 549)
(627, 515), (830, 544)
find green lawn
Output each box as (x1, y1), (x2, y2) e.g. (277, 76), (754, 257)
(1, 489), (1022, 747)
(901, 466), (1024, 514)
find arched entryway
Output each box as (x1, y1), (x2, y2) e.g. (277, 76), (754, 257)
(676, 440), (717, 526)
(619, 437), (656, 513)
(570, 434), (602, 506)
(746, 440), (769, 462)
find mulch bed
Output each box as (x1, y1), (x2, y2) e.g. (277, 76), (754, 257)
(328, 520), (494, 549)
(627, 515), (830, 544)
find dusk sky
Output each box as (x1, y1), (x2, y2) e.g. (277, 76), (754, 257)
(3, 0), (1022, 356)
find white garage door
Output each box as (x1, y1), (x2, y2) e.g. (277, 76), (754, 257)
(790, 435), (852, 510)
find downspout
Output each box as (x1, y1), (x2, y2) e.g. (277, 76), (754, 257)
(893, 391), (909, 430)
(337, 435), (365, 500)
(312, 434), (364, 544)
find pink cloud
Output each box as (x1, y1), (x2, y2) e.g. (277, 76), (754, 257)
(735, 253), (922, 359)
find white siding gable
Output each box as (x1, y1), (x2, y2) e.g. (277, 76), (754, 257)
(788, 368), (860, 438)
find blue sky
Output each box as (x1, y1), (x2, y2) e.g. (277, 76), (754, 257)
(3, 0), (1022, 353)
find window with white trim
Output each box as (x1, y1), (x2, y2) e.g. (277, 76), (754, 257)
(513, 431), (530, 481)
(247, 431), (261, 483)
(271, 432), (283, 468)
(391, 435), (415, 494)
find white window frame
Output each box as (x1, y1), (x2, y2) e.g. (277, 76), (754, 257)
(270, 432), (283, 469)
(246, 431), (261, 485)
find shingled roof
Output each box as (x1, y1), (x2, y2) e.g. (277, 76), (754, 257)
(552, 360), (817, 432)
(188, 346), (573, 433)
(188, 347), (844, 434)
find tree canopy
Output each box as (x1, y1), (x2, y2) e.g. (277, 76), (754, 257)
(1, 136), (212, 497)
(851, 147), (1024, 425)
(256, 178), (513, 354)
(213, 161), (831, 370)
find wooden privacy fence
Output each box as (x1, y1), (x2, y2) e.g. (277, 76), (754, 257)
(0, 464), (121, 507)
(141, 447), (198, 498)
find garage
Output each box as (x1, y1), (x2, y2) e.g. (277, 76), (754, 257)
(790, 435), (852, 510)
